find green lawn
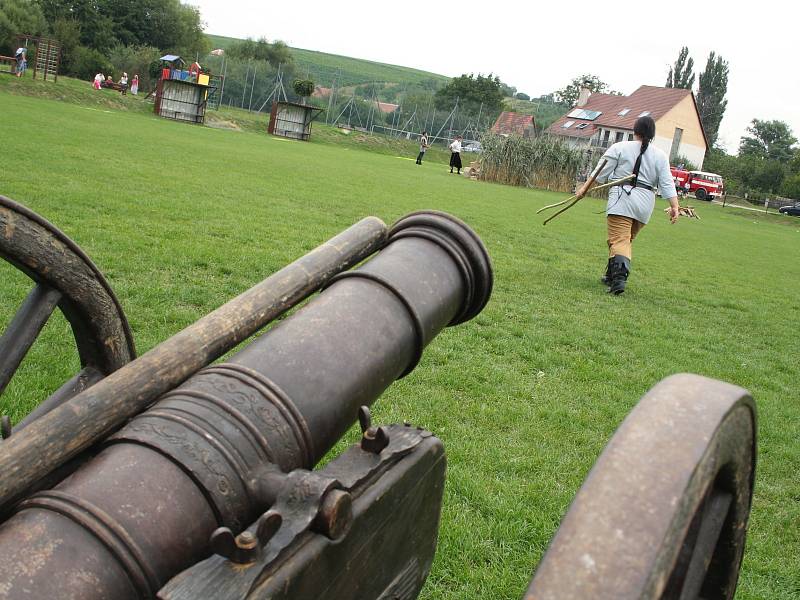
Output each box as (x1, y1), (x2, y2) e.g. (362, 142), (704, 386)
(0, 86), (798, 599)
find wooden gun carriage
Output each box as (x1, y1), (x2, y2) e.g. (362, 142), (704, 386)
(0, 196), (754, 599)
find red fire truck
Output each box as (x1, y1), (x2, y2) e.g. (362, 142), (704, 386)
(670, 167), (725, 200)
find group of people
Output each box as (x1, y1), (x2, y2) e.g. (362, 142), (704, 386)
(414, 132), (464, 175)
(93, 72), (139, 95)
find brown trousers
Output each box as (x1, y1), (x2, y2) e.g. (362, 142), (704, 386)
(607, 215), (645, 259)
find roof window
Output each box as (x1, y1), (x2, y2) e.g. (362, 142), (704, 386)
(618, 108), (630, 116)
(576, 123), (589, 129)
(562, 121), (575, 128)
(639, 111), (650, 117)
(568, 109), (602, 120)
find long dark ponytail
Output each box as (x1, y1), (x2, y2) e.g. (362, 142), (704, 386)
(631, 116), (656, 188)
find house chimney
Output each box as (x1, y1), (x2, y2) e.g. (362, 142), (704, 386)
(577, 87), (591, 107)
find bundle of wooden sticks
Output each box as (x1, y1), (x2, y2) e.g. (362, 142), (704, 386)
(666, 205), (700, 219)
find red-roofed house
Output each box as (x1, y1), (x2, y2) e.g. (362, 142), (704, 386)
(492, 111), (536, 138)
(547, 85), (708, 168)
(375, 101), (399, 114)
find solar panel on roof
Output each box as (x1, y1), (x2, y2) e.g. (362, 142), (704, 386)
(567, 109), (602, 121)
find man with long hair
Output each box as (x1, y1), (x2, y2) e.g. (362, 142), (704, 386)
(577, 116), (681, 294)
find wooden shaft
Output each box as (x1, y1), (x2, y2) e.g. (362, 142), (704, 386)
(0, 217), (388, 511)
(542, 174), (635, 225)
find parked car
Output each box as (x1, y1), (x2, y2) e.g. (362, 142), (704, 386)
(463, 142), (482, 153)
(778, 204), (800, 216)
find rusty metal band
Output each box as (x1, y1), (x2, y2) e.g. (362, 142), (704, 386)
(388, 210), (493, 325)
(159, 388), (276, 464)
(19, 490), (159, 598)
(324, 270), (425, 378)
(388, 227), (474, 326)
(203, 364), (315, 469)
(143, 408), (254, 496)
(102, 432), (227, 529)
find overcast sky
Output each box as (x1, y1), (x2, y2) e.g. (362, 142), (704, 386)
(192, 0), (797, 153)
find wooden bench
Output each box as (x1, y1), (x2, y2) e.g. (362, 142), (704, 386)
(0, 56), (17, 75)
(101, 81), (127, 92)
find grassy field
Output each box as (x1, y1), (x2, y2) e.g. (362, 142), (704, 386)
(0, 84), (798, 599)
(207, 34), (449, 88)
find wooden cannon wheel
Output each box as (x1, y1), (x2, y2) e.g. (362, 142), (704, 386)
(525, 373), (756, 600)
(0, 195), (135, 433)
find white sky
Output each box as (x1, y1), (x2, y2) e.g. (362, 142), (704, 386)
(192, 0), (798, 153)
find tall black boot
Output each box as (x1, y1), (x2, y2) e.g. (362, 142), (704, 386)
(600, 257), (613, 286)
(608, 255), (630, 295)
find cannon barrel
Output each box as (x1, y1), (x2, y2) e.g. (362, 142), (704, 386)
(0, 215), (387, 511)
(0, 211), (492, 600)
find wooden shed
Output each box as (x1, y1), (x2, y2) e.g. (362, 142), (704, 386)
(267, 101), (324, 141)
(154, 55), (213, 125)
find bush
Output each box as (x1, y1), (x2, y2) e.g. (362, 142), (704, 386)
(479, 133), (585, 192)
(68, 45), (112, 81)
(107, 44), (160, 90)
(515, 92), (530, 101)
(292, 78), (314, 99)
(672, 154), (697, 170)
(781, 173), (800, 200)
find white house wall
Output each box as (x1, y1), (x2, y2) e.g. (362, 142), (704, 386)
(653, 136), (705, 169)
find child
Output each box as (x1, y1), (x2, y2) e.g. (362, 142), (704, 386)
(130, 74), (139, 95)
(14, 48), (26, 78)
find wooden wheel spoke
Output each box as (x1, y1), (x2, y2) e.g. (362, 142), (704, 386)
(665, 489), (733, 600)
(0, 283), (62, 396)
(14, 366), (104, 432)
(0, 195), (135, 428)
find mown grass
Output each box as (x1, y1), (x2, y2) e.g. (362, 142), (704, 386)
(0, 74), (457, 163)
(0, 86), (798, 599)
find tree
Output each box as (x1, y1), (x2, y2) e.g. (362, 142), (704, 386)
(38, 0), (207, 57)
(781, 173), (800, 199)
(499, 81), (516, 97)
(292, 78), (313, 103)
(739, 119), (797, 163)
(433, 73), (505, 116)
(696, 51), (729, 148)
(554, 74), (619, 107)
(515, 92), (530, 101)
(665, 46), (695, 89)
(51, 17), (81, 72)
(0, 0), (47, 52)
(228, 37), (293, 71)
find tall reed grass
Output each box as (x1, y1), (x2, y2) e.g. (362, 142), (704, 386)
(479, 133), (586, 193)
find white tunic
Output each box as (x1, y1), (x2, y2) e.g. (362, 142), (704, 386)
(592, 141), (677, 224)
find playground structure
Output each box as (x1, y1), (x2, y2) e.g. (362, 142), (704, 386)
(0, 35), (60, 80)
(154, 55), (217, 124)
(267, 100), (324, 141)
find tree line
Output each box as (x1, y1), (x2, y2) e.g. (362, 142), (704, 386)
(664, 46), (798, 199)
(0, 0), (206, 83)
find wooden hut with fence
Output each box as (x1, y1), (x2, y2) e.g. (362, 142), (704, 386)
(153, 55), (215, 124)
(267, 101), (324, 141)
